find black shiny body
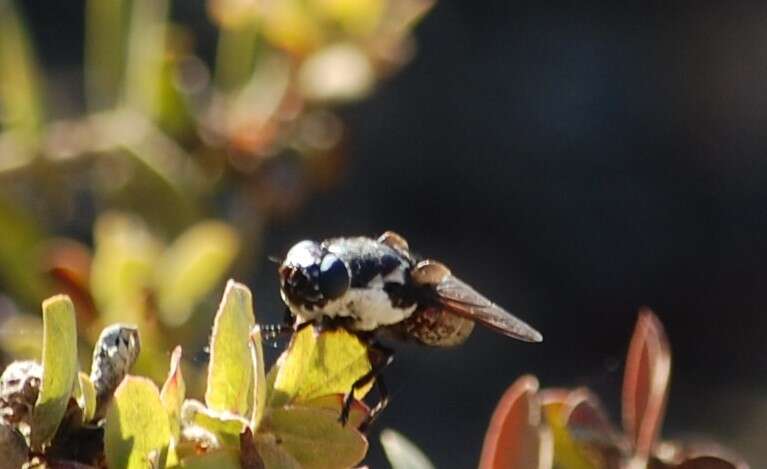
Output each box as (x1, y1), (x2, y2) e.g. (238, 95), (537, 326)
(277, 232), (542, 429)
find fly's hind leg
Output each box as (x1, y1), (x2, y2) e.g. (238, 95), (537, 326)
(340, 341), (394, 432)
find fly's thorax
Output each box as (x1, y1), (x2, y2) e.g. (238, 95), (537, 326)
(291, 284), (418, 331)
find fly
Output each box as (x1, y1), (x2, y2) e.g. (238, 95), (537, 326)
(275, 231), (542, 428)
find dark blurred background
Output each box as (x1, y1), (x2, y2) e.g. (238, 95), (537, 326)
(16, 0), (767, 466)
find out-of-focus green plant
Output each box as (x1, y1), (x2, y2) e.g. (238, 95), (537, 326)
(478, 310), (748, 469)
(0, 211), (239, 388)
(0, 0), (434, 311)
(0, 0), (435, 401)
(0, 0), (43, 172)
(0, 280), (383, 467)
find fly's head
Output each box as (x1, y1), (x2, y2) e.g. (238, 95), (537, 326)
(279, 240), (351, 310)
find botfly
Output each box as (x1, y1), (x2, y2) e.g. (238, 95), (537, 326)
(276, 231), (542, 428)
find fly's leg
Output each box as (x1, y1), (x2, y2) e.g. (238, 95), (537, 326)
(359, 371), (390, 433)
(339, 342), (394, 431)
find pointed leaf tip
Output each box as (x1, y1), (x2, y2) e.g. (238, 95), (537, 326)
(161, 346), (185, 439)
(479, 375), (551, 469)
(206, 280), (255, 416)
(622, 308), (671, 459)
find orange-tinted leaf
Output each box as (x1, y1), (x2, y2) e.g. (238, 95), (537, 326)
(160, 346), (185, 439)
(555, 388), (619, 447)
(675, 457), (738, 469)
(622, 308), (671, 458)
(541, 390), (606, 469)
(561, 389), (623, 469)
(41, 238), (97, 326)
(478, 375), (552, 469)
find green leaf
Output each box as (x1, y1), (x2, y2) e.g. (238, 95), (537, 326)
(181, 399), (247, 448)
(0, 0), (44, 134)
(0, 314), (43, 361)
(154, 221), (239, 327)
(0, 196), (47, 305)
(269, 327), (372, 408)
(205, 280), (255, 416)
(260, 406), (368, 469)
(214, 22), (260, 92)
(302, 394), (369, 430)
(30, 295), (78, 450)
(123, 0), (170, 118)
(172, 448), (242, 469)
(264, 352), (282, 405)
(85, 0), (128, 110)
(255, 440), (302, 469)
(161, 346), (186, 440)
(105, 375), (171, 469)
(77, 372), (97, 422)
(381, 429), (435, 469)
(250, 326), (267, 430)
(90, 212), (162, 325)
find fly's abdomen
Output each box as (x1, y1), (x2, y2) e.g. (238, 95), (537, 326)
(397, 306), (475, 346)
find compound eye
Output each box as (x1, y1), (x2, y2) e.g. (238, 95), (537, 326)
(318, 254), (350, 300)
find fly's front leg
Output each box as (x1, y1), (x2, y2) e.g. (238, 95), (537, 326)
(340, 342), (394, 431)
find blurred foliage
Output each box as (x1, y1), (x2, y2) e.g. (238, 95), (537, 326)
(0, 282), (376, 467)
(0, 0), (434, 410)
(0, 0), (434, 240)
(0, 1), (435, 465)
(0, 211), (240, 388)
(478, 310), (749, 469)
(1, 1), (752, 468)
(380, 428), (436, 469)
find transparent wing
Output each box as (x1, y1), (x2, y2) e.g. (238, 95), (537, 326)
(434, 275), (543, 342)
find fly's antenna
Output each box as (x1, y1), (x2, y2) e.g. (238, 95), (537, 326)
(267, 255), (284, 265)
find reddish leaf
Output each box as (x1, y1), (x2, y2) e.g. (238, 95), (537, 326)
(239, 427), (264, 469)
(675, 457), (738, 469)
(551, 388), (623, 469)
(479, 375), (551, 469)
(622, 308), (671, 458)
(42, 239), (98, 326)
(563, 388), (618, 443)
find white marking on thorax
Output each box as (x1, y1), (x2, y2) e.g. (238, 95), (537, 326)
(289, 264), (416, 331)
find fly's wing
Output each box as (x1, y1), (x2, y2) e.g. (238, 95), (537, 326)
(435, 275), (543, 342)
